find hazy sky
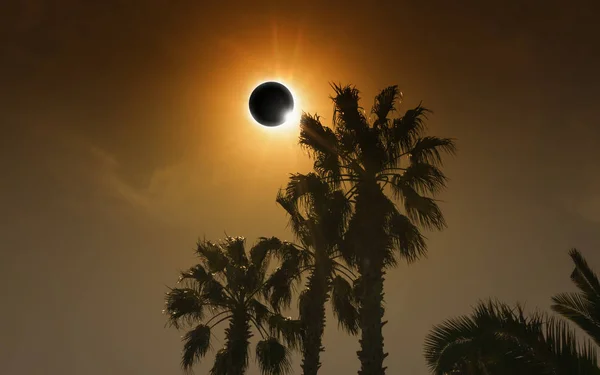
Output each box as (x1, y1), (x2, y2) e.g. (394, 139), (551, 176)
(2, 1), (600, 374)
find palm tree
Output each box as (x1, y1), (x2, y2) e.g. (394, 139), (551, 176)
(552, 248), (600, 346)
(291, 83), (456, 375)
(261, 174), (359, 375)
(424, 299), (600, 375)
(164, 236), (299, 375)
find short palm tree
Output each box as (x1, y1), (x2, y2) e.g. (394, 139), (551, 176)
(164, 236), (299, 375)
(552, 248), (600, 346)
(262, 173), (359, 375)
(425, 249), (600, 375)
(292, 83), (456, 375)
(424, 299), (600, 375)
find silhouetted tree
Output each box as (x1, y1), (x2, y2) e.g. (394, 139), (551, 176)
(424, 248), (600, 375)
(261, 175), (359, 375)
(291, 83), (456, 375)
(164, 236), (300, 375)
(552, 248), (600, 346)
(424, 299), (599, 375)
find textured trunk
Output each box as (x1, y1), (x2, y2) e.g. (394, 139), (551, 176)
(300, 261), (329, 375)
(357, 255), (386, 375)
(225, 310), (252, 375)
(355, 180), (389, 375)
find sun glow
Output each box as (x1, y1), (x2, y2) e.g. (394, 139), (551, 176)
(246, 78), (301, 134)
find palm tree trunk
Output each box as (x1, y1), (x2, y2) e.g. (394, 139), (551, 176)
(300, 263), (329, 375)
(357, 256), (386, 375)
(225, 310), (252, 375)
(355, 180), (389, 375)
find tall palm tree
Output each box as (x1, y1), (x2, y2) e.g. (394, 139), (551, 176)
(423, 299), (600, 375)
(164, 236), (299, 375)
(552, 248), (600, 346)
(262, 174), (359, 375)
(291, 83), (456, 375)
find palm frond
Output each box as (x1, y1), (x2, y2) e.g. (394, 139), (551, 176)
(263, 266), (297, 311)
(388, 105), (429, 156)
(223, 236), (248, 266)
(552, 248), (600, 347)
(178, 264), (213, 288)
(285, 173), (330, 207)
(424, 312), (480, 375)
(540, 316), (600, 375)
(182, 324), (212, 371)
(256, 337), (293, 375)
(425, 299), (600, 375)
(209, 348), (230, 375)
(371, 85), (401, 128)
(299, 113), (341, 181)
(251, 237), (282, 271)
(569, 248), (600, 299)
(275, 192), (311, 246)
(397, 162), (448, 196)
(196, 240), (229, 273)
(165, 288), (205, 329)
(393, 184), (447, 230)
(249, 299), (272, 328)
(202, 279), (230, 307)
(268, 314), (303, 350)
(409, 136), (457, 166)
(552, 293), (600, 347)
(387, 210), (427, 263)
(329, 83), (366, 132)
(331, 275), (359, 334)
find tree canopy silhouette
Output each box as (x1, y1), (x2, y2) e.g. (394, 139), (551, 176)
(164, 236), (300, 375)
(424, 248), (600, 375)
(260, 174), (359, 375)
(289, 83), (456, 375)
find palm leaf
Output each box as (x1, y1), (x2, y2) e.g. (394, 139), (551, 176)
(329, 83), (366, 132)
(209, 348), (230, 375)
(425, 299), (600, 375)
(371, 85), (401, 128)
(182, 324), (212, 371)
(393, 184), (447, 230)
(387, 210), (427, 264)
(165, 288), (205, 329)
(256, 337), (293, 375)
(251, 237), (283, 270)
(569, 248), (600, 297)
(263, 266), (297, 310)
(178, 264), (213, 287)
(268, 314), (303, 350)
(387, 104), (429, 158)
(398, 162), (448, 196)
(409, 136), (457, 166)
(249, 299), (271, 328)
(552, 248), (600, 347)
(223, 236), (248, 266)
(331, 275), (359, 334)
(196, 240), (229, 273)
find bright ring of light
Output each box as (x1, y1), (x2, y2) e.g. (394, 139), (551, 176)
(247, 79), (300, 132)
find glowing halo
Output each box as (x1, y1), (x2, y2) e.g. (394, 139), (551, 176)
(246, 78), (301, 133)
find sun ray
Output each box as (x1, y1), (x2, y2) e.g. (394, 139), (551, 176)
(213, 20), (313, 139)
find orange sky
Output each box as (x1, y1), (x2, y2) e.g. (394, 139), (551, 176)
(1, 1), (600, 374)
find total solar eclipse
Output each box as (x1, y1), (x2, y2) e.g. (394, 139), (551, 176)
(249, 81), (294, 127)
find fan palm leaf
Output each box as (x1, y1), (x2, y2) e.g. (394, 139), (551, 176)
(164, 236), (295, 375)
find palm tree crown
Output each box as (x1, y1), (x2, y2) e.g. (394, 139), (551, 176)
(262, 174), (359, 375)
(425, 248), (600, 375)
(164, 236), (298, 375)
(293, 83), (456, 375)
(424, 299), (599, 375)
(552, 248), (600, 347)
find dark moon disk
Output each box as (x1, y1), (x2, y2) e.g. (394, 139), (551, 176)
(249, 81), (294, 127)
